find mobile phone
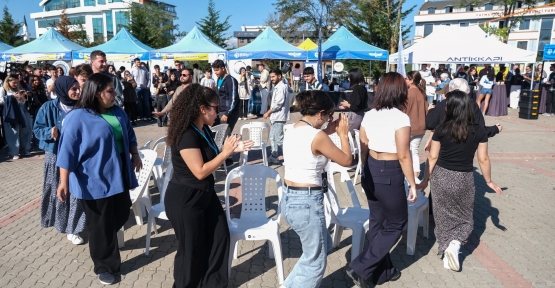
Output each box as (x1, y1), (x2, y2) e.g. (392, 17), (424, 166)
(19, 90), (27, 94)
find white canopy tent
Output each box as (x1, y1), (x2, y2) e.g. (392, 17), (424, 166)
(389, 25), (536, 64)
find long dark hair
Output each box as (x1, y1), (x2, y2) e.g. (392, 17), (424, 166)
(30, 75), (46, 95)
(166, 84), (220, 147)
(74, 73), (113, 114)
(440, 90), (475, 143)
(295, 90), (335, 116)
(348, 68), (365, 88)
(373, 72), (407, 111)
(406, 70), (426, 97)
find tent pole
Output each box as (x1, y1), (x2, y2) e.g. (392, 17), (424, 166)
(331, 60), (334, 82)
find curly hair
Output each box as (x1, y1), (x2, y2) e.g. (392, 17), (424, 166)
(166, 83), (220, 147)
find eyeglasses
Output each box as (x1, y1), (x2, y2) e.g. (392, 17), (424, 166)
(207, 105), (220, 113)
(181, 73), (191, 77)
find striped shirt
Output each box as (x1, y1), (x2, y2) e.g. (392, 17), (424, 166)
(307, 80), (323, 91)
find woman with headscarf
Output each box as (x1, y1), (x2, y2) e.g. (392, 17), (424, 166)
(34, 76), (86, 245)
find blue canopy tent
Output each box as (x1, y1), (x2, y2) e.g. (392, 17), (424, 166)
(227, 27), (307, 60)
(0, 41), (13, 53)
(1, 28), (83, 61)
(308, 26), (388, 61)
(149, 26), (226, 61)
(73, 28), (152, 61)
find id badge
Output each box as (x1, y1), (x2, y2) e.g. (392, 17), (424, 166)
(321, 172), (328, 193)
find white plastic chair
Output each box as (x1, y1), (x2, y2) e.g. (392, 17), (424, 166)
(151, 137), (169, 192)
(130, 149), (157, 225)
(328, 132), (357, 170)
(225, 165), (284, 284)
(139, 140), (152, 150)
(324, 163), (370, 260)
(404, 178), (430, 255)
(145, 162), (173, 255)
(352, 129), (363, 185)
(239, 122), (270, 166)
(211, 124), (230, 176)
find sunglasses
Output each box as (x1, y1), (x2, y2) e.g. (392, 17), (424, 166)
(181, 73), (190, 77)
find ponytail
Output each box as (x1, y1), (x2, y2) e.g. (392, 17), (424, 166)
(407, 70), (426, 98)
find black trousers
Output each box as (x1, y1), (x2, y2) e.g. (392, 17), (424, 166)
(165, 182), (230, 288)
(546, 90), (555, 114)
(239, 99), (249, 119)
(82, 191), (131, 275)
(156, 95), (169, 126)
(124, 101), (137, 123)
(350, 155), (408, 285)
(214, 109), (240, 135)
(0, 103), (6, 147)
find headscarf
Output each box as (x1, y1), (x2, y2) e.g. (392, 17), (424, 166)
(55, 75), (79, 106)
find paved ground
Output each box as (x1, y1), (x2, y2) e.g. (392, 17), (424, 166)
(0, 109), (554, 288)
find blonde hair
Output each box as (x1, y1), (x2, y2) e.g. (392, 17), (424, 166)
(3, 75), (22, 92)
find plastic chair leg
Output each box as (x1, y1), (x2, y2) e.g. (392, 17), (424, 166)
(269, 236), (284, 284)
(351, 227), (364, 260)
(145, 213), (154, 256)
(117, 227), (125, 249)
(132, 202), (143, 225)
(228, 236), (239, 277)
(268, 240), (274, 259)
(233, 241), (239, 259)
(353, 163), (361, 185)
(422, 205), (430, 239)
(332, 225), (344, 248)
(406, 210), (418, 255)
(261, 143), (268, 166)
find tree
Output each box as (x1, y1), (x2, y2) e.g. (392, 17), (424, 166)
(54, 9), (93, 47)
(345, 0), (415, 75)
(124, 2), (183, 49)
(196, 0), (231, 48)
(0, 6), (23, 46)
(458, 0), (539, 43)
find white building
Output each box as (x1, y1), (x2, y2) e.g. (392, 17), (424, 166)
(414, 0), (555, 58)
(30, 0), (176, 43)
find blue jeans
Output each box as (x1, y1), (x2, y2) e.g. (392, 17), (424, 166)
(270, 121), (285, 158)
(136, 88), (151, 119)
(282, 187), (332, 288)
(4, 116), (31, 157)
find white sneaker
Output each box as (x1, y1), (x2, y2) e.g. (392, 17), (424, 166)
(268, 156), (280, 164)
(12, 155), (20, 160)
(443, 253), (450, 269)
(67, 234), (85, 245)
(445, 240), (461, 271)
(542, 113), (551, 117)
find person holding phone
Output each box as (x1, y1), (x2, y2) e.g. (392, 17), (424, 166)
(1, 74), (32, 159)
(154, 77), (168, 127)
(347, 72), (417, 287)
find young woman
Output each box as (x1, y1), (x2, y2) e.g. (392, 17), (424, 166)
(0, 74), (32, 159)
(122, 71), (138, 125)
(34, 76), (86, 245)
(238, 67), (251, 120)
(154, 77), (169, 127)
(419, 90), (502, 271)
(477, 71), (494, 113)
(164, 84), (253, 287)
(107, 65), (117, 76)
(340, 68), (369, 135)
(56, 73), (142, 285)
(165, 72), (180, 99)
(56, 66), (65, 76)
(291, 63), (302, 92)
(405, 71), (428, 178)
(467, 68), (479, 101)
(347, 72), (418, 287)
(282, 90), (352, 287)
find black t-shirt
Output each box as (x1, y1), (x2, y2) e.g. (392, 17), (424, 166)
(349, 85), (368, 112)
(432, 123), (488, 172)
(170, 125), (217, 191)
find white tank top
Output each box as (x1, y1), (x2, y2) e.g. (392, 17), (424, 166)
(283, 125), (329, 186)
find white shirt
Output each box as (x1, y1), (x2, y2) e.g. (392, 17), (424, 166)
(361, 108), (411, 153)
(200, 77), (216, 89)
(46, 78), (56, 99)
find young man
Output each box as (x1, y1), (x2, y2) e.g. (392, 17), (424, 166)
(152, 64), (168, 84)
(200, 68), (216, 90)
(544, 63), (555, 116)
(46, 65), (58, 99)
(73, 64), (93, 90)
(212, 60), (240, 129)
(152, 68), (193, 116)
(192, 63), (202, 84)
(90, 50), (124, 107)
(258, 63), (270, 114)
(131, 57), (152, 121)
(303, 67), (323, 91)
(263, 69), (290, 164)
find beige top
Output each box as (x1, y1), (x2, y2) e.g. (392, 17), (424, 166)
(161, 84), (188, 114)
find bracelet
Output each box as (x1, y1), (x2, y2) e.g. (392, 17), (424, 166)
(486, 180), (492, 184)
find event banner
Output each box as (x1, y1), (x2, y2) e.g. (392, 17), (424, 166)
(1, 53), (71, 62)
(149, 53), (209, 61)
(72, 52), (149, 61)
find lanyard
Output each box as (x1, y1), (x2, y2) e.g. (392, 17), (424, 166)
(191, 125), (219, 155)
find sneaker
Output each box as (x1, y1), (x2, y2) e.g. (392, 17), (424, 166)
(388, 269), (402, 282)
(551, 113), (555, 116)
(346, 267), (369, 288)
(12, 155), (20, 160)
(21, 152), (31, 156)
(247, 114), (257, 119)
(443, 253), (450, 269)
(67, 234), (85, 245)
(98, 272), (116, 285)
(268, 155), (280, 164)
(542, 113), (551, 117)
(445, 240), (461, 271)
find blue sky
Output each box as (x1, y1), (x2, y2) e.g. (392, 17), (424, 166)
(2, 0), (421, 40)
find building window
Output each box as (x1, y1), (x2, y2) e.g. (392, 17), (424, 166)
(428, 7), (436, 14)
(517, 41), (528, 50)
(115, 11), (128, 31)
(424, 24), (433, 37)
(516, 1), (523, 8)
(466, 5), (473, 11)
(445, 6), (453, 13)
(240, 38), (244, 43)
(105, 12), (114, 40)
(98, 0), (106, 4)
(92, 18), (104, 43)
(519, 19), (530, 30)
(460, 22), (469, 27)
(538, 18), (554, 58)
(84, 0), (95, 6)
(44, 0), (80, 11)
(499, 21), (505, 28)
(247, 38), (252, 43)
(485, 3), (493, 10)
(69, 16), (85, 25)
(37, 19), (59, 28)
(443, 23), (451, 26)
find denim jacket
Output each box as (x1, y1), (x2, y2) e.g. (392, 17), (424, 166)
(56, 106), (139, 200)
(33, 99), (64, 154)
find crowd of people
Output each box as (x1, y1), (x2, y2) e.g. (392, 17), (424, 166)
(1, 54), (509, 287)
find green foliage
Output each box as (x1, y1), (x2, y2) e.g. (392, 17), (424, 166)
(124, 2), (182, 49)
(54, 9), (94, 47)
(195, 0), (231, 48)
(0, 6), (23, 46)
(187, 61), (211, 71)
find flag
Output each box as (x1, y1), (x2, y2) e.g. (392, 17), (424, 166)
(396, 26), (406, 78)
(22, 15), (29, 41)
